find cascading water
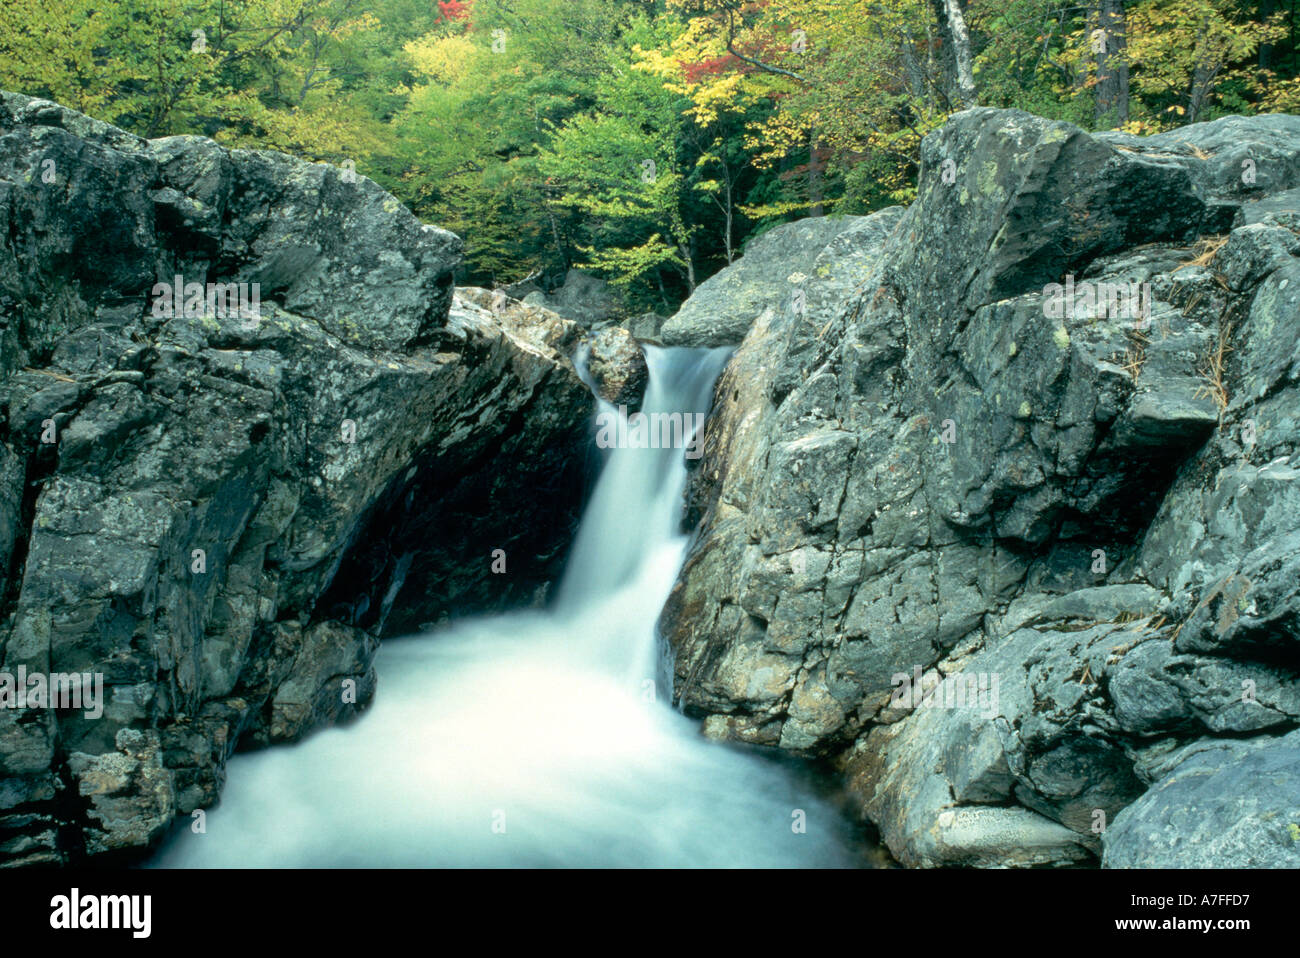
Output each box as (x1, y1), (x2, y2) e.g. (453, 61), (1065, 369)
(155, 346), (863, 867)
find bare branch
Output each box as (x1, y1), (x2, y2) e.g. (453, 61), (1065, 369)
(723, 5), (806, 83)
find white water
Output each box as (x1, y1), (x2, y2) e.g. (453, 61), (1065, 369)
(156, 346), (860, 867)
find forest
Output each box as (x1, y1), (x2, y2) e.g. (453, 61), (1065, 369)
(3, 0), (1296, 311)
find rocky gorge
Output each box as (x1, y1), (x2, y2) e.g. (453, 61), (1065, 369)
(661, 108), (1300, 868)
(1, 90), (1298, 868)
(0, 90), (599, 864)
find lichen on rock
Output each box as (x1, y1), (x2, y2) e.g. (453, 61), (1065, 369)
(661, 108), (1300, 868)
(0, 91), (594, 865)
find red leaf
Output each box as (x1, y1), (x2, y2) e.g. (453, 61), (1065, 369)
(681, 54), (741, 83)
(437, 0), (470, 22)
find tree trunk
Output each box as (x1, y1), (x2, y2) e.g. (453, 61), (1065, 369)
(1094, 0), (1129, 126)
(545, 206), (570, 270)
(1258, 0), (1274, 68)
(941, 0), (978, 107)
(808, 134), (824, 217)
(1188, 25), (1217, 124)
(678, 239), (697, 294)
(723, 169), (735, 264)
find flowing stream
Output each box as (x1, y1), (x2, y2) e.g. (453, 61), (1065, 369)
(156, 346), (864, 867)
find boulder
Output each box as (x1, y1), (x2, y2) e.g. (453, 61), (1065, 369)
(1103, 729), (1300, 868)
(456, 285), (583, 355)
(624, 311), (668, 343)
(661, 107), (1300, 867)
(0, 91), (594, 864)
(586, 326), (648, 409)
(659, 215), (881, 347)
(522, 268), (624, 327)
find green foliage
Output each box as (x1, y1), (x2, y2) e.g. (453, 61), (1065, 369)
(1, 0), (1296, 311)
(538, 16), (699, 294)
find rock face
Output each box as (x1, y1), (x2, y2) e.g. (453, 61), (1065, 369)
(458, 286), (648, 410)
(661, 108), (1300, 868)
(659, 215), (881, 347)
(0, 92), (594, 864)
(521, 268), (624, 328)
(456, 285), (584, 356)
(623, 311), (668, 344)
(1103, 728), (1300, 868)
(586, 326), (649, 409)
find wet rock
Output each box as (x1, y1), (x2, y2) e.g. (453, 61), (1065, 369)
(587, 326), (648, 409)
(67, 728), (175, 857)
(264, 620), (379, 743)
(847, 713), (1095, 867)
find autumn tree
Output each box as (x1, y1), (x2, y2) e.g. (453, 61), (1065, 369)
(3, 0), (1296, 311)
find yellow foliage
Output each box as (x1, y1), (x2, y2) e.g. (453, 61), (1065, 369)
(1260, 76), (1300, 113)
(405, 35), (480, 83)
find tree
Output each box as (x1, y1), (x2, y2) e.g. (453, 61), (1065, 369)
(1125, 0), (1285, 124)
(4, 0), (1296, 311)
(662, 0), (971, 209)
(941, 0), (979, 107)
(0, 0), (411, 159)
(539, 14), (705, 298)
(1094, 0), (1130, 125)
(392, 0), (631, 286)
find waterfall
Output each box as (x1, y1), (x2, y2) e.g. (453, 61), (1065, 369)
(155, 347), (861, 867)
